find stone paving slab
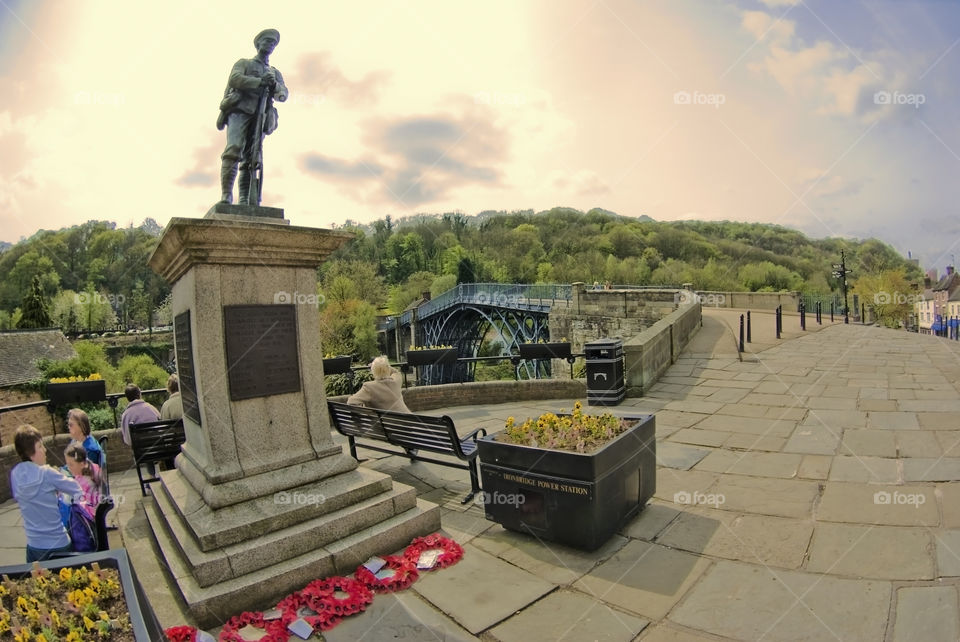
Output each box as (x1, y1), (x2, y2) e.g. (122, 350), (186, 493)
(840, 429), (897, 457)
(668, 560), (891, 641)
(657, 442), (712, 470)
(796, 455), (832, 480)
(782, 425), (842, 455)
(574, 539), (713, 620)
(722, 433), (786, 452)
(903, 458), (960, 482)
(471, 524), (628, 586)
(620, 503), (680, 541)
(655, 506), (813, 569)
(654, 470), (720, 505)
(934, 530), (960, 576)
(817, 482), (938, 526)
(801, 408), (867, 430)
(936, 430), (960, 455)
(488, 588), (649, 642)
(668, 429), (729, 448)
(638, 624), (734, 641)
(918, 412), (960, 430)
(896, 430), (943, 457)
(411, 543), (554, 634)
(939, 483), (960, 528)
(892, 586), (960, 642)
(708, 475), (820, 519)
(805, 523), (935, 579)
(325, 590), (478, 642)
(827, 455), (900, 483)
(692, 413), (796, 438)
(868, 411), (920, 430)
(694, 450), (802, 479)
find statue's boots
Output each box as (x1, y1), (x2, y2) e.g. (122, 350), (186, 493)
(219, 162), (238, 204)
(237, 169), (251, 205)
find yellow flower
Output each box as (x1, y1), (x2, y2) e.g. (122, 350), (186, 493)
(66, 632), (83, 642)
(83, 615), (95, 631)
(35, 634), (47, 642)
(16, 596), (29, 615)
(59, 568), (73, 582)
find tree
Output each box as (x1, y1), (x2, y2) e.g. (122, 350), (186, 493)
(17, 275), (52, 328)
(852, 269), (915, 327)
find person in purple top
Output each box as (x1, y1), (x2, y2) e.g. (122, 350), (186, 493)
(119, 383), (161, 446)
(11, 425), (83, 562)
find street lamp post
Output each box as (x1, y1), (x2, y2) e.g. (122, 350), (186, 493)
(832, 250), (852, 324)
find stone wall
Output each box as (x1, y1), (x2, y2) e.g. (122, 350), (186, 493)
(548, 285), (680, 351)
(695, 290), (799, 310)
(624, 301), (702, 396)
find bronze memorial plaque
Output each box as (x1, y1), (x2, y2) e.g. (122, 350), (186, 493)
(174, 311), (202, 425)
(223, 304), (301, 401)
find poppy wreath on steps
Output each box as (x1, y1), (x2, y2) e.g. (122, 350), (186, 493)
(276, 589), (342, 632)
(164, 626), (198, 642)
(301, 576), (374, 618)
(218, 611), (290, 642)
(354, 554), (419, 592)
(402, 533), (464, 570)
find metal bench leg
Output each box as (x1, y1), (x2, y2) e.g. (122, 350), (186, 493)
(462, 460), (481, 505)
(348, 437), (358, 460)
(136, 463), (148, 497)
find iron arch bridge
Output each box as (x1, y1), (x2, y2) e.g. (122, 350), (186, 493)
(381, 283), (572, 384)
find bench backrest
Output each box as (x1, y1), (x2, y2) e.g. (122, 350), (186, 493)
(378, 409), (466, 458)
(328, 402), (388, 441)
(129, 419), (185, 462)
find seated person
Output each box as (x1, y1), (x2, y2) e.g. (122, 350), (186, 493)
(160, 373), (183, 421)
(66, 407), (104, 468)
(62, 443), (102, 521)
(347, 356), (411, 413)
(11, 425), (83, 562)
(120, 383), (161, 446)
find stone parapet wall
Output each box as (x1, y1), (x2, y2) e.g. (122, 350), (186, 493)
(696, 290), (799, 310)
(624, 301), (702, 396)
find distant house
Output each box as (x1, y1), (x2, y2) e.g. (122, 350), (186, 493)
(0, 329), (76, 388)
(931, 267), (960, 336)
(917, 289), (935, 335)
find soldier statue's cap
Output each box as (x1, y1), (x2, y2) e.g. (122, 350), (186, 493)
(254, 29), (280, 47)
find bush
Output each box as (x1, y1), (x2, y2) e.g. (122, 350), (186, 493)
(324, 370), (373, 397)
(116, 354), (169, 391)
(87, 406), (116, 432)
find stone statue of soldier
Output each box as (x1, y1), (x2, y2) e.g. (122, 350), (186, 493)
(217, 28), (288, 205)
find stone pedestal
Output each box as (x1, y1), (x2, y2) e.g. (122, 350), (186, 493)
(146, 214), (440, 626)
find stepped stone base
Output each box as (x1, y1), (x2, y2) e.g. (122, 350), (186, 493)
(144, 468), (441, 628)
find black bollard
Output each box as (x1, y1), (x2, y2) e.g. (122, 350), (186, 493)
(800, 302), (806, 330)
(776, 305), (781, 339)
(831, 301), (834, 323)
(739, 314), (745, 352)
(747, 311), (752, 343)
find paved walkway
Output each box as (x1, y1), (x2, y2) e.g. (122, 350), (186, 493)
(4, 312), (960, 640)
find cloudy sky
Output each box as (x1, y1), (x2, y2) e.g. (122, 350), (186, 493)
(2, 0), (960, 269)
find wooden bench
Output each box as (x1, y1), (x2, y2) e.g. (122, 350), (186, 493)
(129, 419), (185, 496)
(328, 401), (485, 504)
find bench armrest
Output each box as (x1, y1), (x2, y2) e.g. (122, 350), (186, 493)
(462, 427), (487, 442)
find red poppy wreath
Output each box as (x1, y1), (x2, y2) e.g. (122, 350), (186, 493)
(218, 611), (290, 642)
(301, 575), (374, 618)
(354, 555), (419, 592)
(403, 533), (464, 570)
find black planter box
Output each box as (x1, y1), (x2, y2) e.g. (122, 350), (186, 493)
(477, 414), (656, 550)
(322, 356), (353, 375)
(406, 348), (458, 367)
(518, 342), (572, 360)
(0, 548), (164, 641)
(47, 379), (107, 406)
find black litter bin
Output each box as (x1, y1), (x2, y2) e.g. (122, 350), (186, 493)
(585, 338), (625, 406)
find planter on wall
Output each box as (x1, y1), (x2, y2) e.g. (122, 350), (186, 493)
(46, 379), (107, 406)
(322, 356), (353, 375)
(0, 548), (164, 641)
(517, 342), (572, 360)
(405, 348), (458, 367)
(477, 414), (656, 551)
